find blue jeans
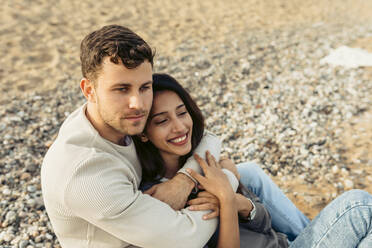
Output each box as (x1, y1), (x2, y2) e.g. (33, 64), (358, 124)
(290, 189), (372, 247)
(237, 162), (310, 241)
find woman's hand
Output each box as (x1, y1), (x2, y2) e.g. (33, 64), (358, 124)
(188, 152), (240, 248)
(186, 152), (235, 201)
(188, 191), (220, 220)
(235, 193), (254, 219)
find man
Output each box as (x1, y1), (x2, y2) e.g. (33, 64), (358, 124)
(41, 25), (308, 248)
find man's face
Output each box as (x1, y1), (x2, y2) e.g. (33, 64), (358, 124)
(93, 58), (153, 139)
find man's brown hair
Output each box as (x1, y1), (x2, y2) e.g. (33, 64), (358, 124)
(80, 25), (155, 82)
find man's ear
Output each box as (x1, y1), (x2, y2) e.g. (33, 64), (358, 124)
(80, 78), (96, 103)
(140, 133), (149, 142)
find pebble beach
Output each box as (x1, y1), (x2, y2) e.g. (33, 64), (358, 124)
(1, 0), (372, 247)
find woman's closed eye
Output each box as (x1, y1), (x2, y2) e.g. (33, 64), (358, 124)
(177, 111), (187, 116)
(154, 118), (168, 125)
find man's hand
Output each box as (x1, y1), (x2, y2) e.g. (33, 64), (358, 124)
(144, 173), (195, 210)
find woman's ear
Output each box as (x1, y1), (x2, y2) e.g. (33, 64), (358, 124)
(140, 133), (149, 142)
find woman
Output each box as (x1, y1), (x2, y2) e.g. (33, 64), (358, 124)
(133, 73), (372, 248)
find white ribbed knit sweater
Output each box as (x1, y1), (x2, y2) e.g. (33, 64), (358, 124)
(41, 104), (238, 248)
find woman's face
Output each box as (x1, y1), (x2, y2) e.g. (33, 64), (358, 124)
(145, 90), (193, 158)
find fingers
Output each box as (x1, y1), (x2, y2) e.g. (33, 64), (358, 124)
(215, 157), (222, 169)
(188, 196), (218, 207)
(186, 168), (206, 185)
(143, 185), (157, 195)
(197, 191), (216, 198)
(206, 151), (222, 169)
(203, 210), (220, 220)
(188, 201), (220, 220)
(197, 184), (205, 190)
(193, 154), (209, 174)
(189, 203), (218, 213)
(205, 151), (216, 167)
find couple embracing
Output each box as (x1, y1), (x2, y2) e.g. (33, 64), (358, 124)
(41, 25), (372, 248)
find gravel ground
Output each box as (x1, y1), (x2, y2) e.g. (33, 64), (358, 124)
(1, 0), (372, 247)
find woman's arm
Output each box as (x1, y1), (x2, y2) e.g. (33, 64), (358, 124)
(218, 191), (239, 248)
(187, 152), (240, 248)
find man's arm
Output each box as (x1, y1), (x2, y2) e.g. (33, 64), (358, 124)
(65, 155), (217, 248)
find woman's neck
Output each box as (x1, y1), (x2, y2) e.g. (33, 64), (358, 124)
(160, 152), (181, 179)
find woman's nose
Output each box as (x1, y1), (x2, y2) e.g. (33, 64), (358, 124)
(172, 119), (186, 133)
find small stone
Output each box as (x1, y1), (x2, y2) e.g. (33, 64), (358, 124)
(241, 62), (250, 75)
(37, 199), (45, 210)
(341, 168), (349, 176)
(344, 179), (354, 189)
(331, 166), (339, 174)
(34, 235), (43, 243)
(45, 233), (53, 240)
(19, 240), (29, 248)
(5, 210), (17, 224)
(21, 172), (31, 180)
(3, 188), (11, 195)
(25, 162), (38, 173)
(271, 164), (279, 173)
(27, 226), (39, 237)
(27, 199), (36, 208)
(366, 176), (372, 182)
(3, 232), (14, 242)
(45, 242), (52, 248)
(27, 185), (37, 193)
(45, 140), (53, 148)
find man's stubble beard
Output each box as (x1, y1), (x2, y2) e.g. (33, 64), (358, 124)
(97, 100), (147, 137)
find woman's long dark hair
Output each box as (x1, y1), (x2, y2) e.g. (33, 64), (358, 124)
(132, 73), (205, 183)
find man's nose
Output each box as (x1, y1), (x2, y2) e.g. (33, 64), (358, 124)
(128, 92), (143, 109)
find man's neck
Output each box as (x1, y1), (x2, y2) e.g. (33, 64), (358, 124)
(85, 104), (124, 145)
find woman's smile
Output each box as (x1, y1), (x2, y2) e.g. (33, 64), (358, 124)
(168, 132), (189, 146)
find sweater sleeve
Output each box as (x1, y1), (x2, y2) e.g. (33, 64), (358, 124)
(64, 154), (217, 248)
(178, 130), (221, 176)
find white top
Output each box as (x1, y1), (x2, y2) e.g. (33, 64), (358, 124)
(41, 104), (238, 248)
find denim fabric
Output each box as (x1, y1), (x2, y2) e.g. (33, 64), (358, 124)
(289, 189), (372, 248)
(237, 162), (310, 241)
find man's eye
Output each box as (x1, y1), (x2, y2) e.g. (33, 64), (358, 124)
(117, 88), (129, 92)
(141, 86), (151, 91)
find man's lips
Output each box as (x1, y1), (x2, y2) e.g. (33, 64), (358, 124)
(124, 114), (145, 121)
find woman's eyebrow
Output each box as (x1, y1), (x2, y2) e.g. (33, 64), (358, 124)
(176, 104), (185, 110)
(151, 111), (167, 118)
